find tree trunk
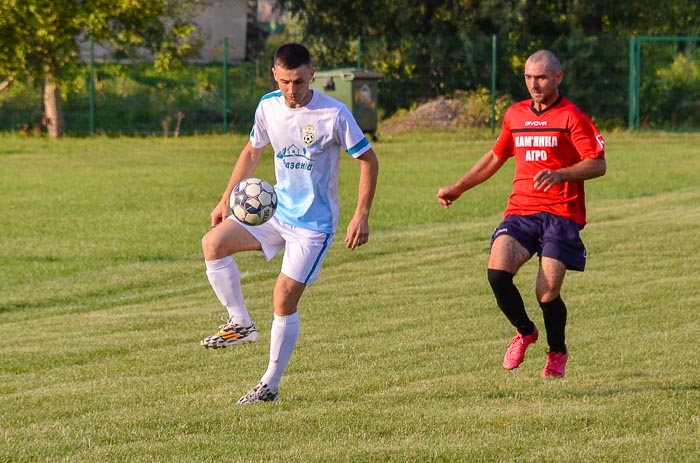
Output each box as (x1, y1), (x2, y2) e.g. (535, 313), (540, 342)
(0, 76), (13, 92)
(43, 76), (65, 138)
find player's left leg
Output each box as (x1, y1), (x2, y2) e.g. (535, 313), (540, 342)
(261, 275), (305, 389)
(237, 225), (333, 404)
(537, 257), (569, 377)
(237, 275), (305, 405)
(537, 214), (586, 378)
(536, 257), (568, 346)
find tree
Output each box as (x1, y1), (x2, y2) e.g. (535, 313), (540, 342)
(275, 0), (700, 121)
(276, 0), (494, 109)
(0, 0), (203, 138)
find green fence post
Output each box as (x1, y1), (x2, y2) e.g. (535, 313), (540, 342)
(491, 34), (497, 134)
(628, 35), (640, 132)
(89, 36), (95, 136)
(357, 35), (362, 69)
(628, 35), (700, 132)
(635, 36), (641, 132)
(223, 37), (229, 134)
(628, 35), (634, 132)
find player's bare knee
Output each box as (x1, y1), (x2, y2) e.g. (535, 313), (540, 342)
(201, 230), (224, 260)
(536, 287), (560, 303)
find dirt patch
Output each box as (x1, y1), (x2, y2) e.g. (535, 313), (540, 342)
(379, 91), (511, 135)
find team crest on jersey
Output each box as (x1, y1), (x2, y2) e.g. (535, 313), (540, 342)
(302, 124), (317, 147)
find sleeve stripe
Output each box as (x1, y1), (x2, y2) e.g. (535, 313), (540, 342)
(347, 137), (370, 155)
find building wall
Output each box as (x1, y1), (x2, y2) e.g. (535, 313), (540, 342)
(79, 0), (248, 63)
(195, 0), (248, 63)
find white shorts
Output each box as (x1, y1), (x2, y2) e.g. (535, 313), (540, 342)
(227, 215), (334, 285)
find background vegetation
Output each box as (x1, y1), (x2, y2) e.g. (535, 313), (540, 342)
(0, 0), (202, 137)
(279, 0), (700, 129)
(1, 133), (698, 461)
(1, 1), (699, 135)
(0, 62), (267, 136)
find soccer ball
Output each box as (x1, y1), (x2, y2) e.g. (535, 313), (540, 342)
(230, 178), (277, 226)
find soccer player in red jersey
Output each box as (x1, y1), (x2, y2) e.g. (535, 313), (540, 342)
(437, 50), (606, 378)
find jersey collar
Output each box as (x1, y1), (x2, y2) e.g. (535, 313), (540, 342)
(530, 94), (563, 116)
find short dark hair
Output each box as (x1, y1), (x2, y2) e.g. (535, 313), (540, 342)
(274, 43), (312, 69)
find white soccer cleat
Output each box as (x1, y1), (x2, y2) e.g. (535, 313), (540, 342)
(200, 317), (258, 348)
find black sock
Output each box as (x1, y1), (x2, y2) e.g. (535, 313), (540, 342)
(539, 296), (567, 354)
(487, 269), (535, 336)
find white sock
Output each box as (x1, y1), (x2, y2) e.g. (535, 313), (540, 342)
(205, 256), (252, 326)
(260, 312), (300, 392)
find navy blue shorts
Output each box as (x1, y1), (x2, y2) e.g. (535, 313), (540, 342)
(490, 212), (587, 271)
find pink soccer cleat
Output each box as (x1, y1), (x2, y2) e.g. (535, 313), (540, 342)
(503, 327), (539, 370)
(541, 350), (569, 378)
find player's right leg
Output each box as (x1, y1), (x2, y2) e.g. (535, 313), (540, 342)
(200, 219), (264, 348)
(488, 231), (537, 370)
(202, 216), (264, 259)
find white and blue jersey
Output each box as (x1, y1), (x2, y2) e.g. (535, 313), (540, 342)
(250, 89), (371, 234)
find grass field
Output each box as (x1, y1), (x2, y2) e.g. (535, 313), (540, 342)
(1, 132), (699, 462)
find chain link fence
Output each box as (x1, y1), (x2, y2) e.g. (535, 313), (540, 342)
(0, 34), (697, 136)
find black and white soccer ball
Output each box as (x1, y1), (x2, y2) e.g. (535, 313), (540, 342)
(230, 178), (277, 226)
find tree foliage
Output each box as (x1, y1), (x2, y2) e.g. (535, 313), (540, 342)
(0, 0), (203, 137)
(276, 0), (700, 41)
(275, 0), (700, 123)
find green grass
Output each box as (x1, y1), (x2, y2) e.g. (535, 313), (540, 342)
(1, 132), (699, 462)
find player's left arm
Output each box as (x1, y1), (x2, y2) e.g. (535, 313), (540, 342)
(345, 148), (379, 250)
(534, 116), (606, 192)
(533, 157), (606, 192)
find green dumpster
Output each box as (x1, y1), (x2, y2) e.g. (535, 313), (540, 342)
(310, 68), (382, 139)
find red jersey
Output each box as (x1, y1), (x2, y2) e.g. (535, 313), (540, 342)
(492, 95), (605, 228)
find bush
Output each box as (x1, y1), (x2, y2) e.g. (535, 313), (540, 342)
(645, 52), (700, 129)
(0, 62), (271, 136)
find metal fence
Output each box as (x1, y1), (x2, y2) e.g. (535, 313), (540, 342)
(0, 42), (268, 137)
(629, 35), (700, 131)
(0, 34), (698, 136)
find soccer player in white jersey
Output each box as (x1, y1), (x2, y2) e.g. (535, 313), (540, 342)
(200, 43), (379, 404)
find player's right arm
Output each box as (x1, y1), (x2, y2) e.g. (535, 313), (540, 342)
(436, 149), (507, 208)
(211, 141), (265, 227)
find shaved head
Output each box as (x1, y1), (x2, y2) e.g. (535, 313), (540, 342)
(526, 50), (563, 74)
(523, 50), (564, 110)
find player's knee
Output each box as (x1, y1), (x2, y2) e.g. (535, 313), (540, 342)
(487, 268), (515, 293)
(201, 230), (223, 259)
(537, 291), (561, 304)
(536, 283), (561, 303)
